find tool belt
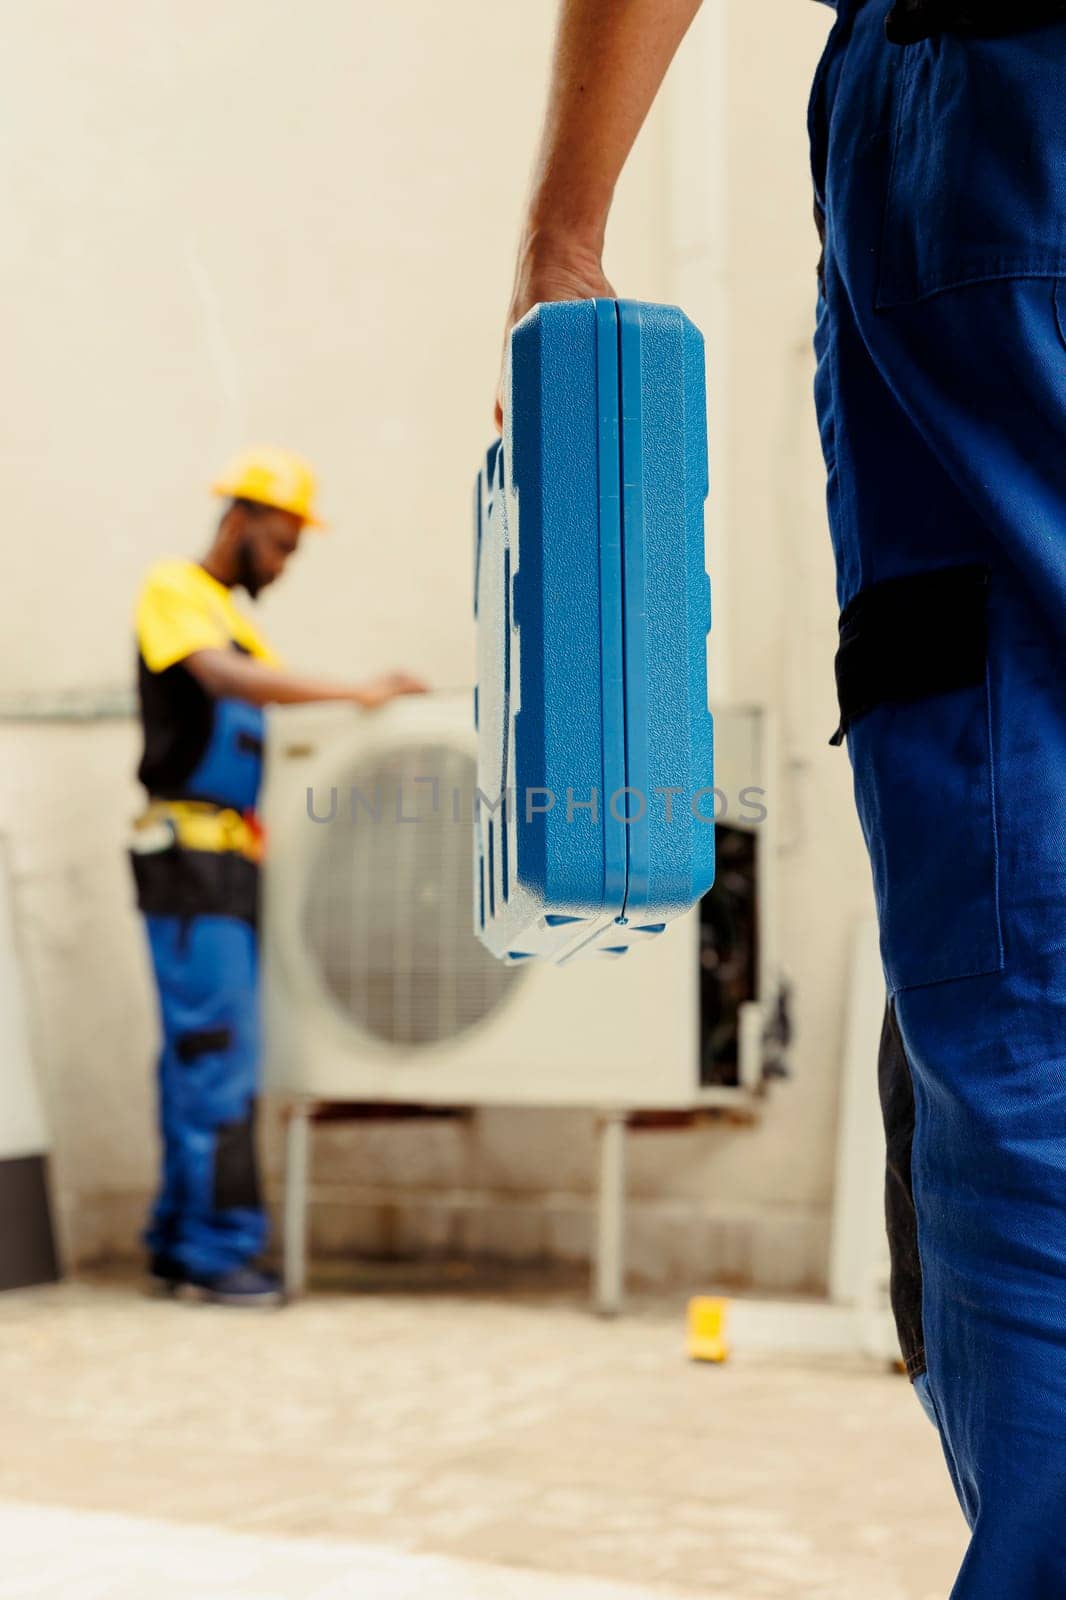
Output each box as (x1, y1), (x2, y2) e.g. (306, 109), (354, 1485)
(829, 564), (989, 745)
(129, 800), (263, 927)
(886, 0), (1066, 42)
(131, 799), (264, 863)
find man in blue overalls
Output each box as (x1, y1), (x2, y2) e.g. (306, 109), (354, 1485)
(132, 448), (425, 1306)
(498, 1), (1066, 1590)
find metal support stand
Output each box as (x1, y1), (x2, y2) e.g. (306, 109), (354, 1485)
(594, 1110), (627, 1317)
(283, 1099), (312, 1299)
(278, 1100), (642, 1315)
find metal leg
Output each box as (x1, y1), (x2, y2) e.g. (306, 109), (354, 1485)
(594, 1111), (627, 1317)
(283, 1100), (312, 1299)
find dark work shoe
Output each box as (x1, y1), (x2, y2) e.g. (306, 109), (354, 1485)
(148, 1254), (186, 1292)
(185, 1264), (285, 1308)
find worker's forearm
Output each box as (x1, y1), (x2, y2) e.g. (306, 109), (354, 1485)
(495, 0), (701, 423)
(523, 0), (704, 254)
(184, 649), (360, 707)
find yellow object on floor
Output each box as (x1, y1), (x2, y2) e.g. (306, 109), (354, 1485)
(687, 1296), (730, 1363)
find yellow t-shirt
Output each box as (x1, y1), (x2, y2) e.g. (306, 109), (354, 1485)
(134, 560), (280, 801)
(135, 559), (279, 672)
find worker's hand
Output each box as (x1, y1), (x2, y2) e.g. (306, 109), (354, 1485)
(354, 671), (430, 710)
(381, 670), (429, 699)
(495, 235), (615, 431)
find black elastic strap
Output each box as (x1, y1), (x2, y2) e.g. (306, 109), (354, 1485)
(886, 0), (1066, 42)
(177, 1026), (232, 1065)
(829, 564), (988, 745)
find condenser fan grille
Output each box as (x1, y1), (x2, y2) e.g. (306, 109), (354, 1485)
(303, 741), (520, 1046)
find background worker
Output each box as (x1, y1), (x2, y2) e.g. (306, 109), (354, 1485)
(131, 447), (426, 1307)
(500, 2), (1066, 1593)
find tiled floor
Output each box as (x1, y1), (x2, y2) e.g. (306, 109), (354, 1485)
(0, 1503), (687, 1599)
(0, 1273), (966, 1599)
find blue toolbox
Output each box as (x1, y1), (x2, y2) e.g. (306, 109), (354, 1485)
(474, 298), (714, 963)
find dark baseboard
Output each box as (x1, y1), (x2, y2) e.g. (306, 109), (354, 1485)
(0, 1153), (61, 1290)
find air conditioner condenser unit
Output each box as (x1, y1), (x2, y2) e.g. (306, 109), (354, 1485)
(261, 692), (777, 1110)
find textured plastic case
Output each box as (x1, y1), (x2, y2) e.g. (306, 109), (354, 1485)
(474, 299), (714, 963)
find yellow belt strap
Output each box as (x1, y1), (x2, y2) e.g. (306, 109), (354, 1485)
(135, 800), (263, 862)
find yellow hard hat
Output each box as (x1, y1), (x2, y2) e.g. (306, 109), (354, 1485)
(211, 446), (325, 528)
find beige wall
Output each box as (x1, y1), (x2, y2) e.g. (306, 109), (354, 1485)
(1, 0), (668, 696)
(1, 0), (877, 1294)
(709, 0), (871, 1240)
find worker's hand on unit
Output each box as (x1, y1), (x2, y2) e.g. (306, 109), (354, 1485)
(495, 0), (702, 431)
(353, 671), (429, 711)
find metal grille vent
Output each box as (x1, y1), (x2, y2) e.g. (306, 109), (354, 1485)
(302, 742), (521, 1047)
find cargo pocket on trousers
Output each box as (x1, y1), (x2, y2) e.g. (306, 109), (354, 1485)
(877, 30), (1066, 309)
(834, 566), (1004, 992)
(850, 688), (1003, 990)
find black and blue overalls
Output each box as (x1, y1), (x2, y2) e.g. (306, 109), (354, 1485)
(131, 560), (274, 1280)
(811, 1), (1066, 1590)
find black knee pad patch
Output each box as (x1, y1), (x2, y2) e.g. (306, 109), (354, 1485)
(212, 1105), (262, 1212)
(879, 1001), (926, 1379)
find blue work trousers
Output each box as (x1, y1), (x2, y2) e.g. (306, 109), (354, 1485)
(812, 4), (1066, 1592)
(143, 911), (267, 1279)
